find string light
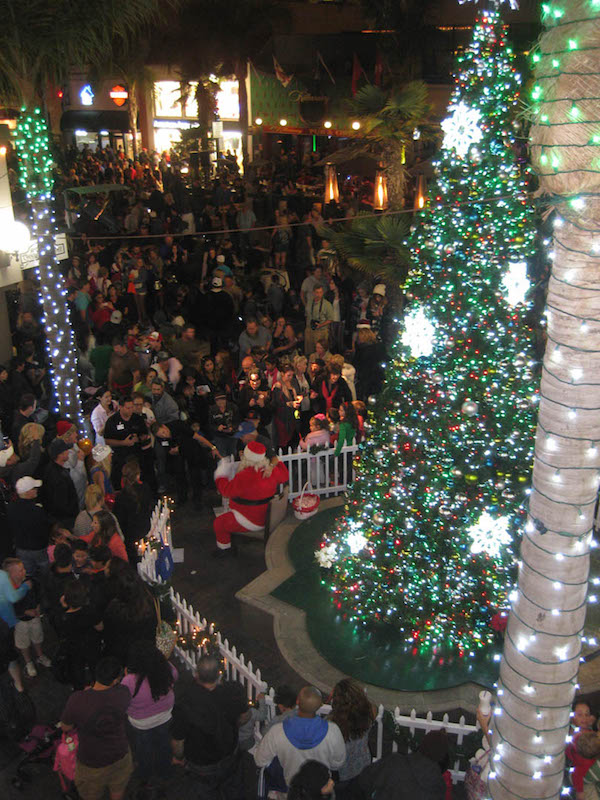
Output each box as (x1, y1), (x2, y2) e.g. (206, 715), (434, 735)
(12, 108), (85, 428)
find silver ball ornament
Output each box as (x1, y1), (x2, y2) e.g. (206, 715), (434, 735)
(461, 400), (479, 417)
(445, 337), (455, 349)
(432, 374), (443, 385)
(451, 467), (463, 478)
(439, 506), (453, 518)
(367, 395), (377, 407)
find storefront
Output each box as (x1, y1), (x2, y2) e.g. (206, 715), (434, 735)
(152, 78), (241, 162)
(60, 78), (132, 153)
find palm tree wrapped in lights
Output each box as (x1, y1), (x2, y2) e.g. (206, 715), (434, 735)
(489, 1), (600, 797)
(0, 0), (171, 423)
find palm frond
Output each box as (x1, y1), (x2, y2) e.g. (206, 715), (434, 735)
(320, 212), (411, 284)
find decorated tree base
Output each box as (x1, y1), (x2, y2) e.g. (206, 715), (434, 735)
(272, 507), (502, 692)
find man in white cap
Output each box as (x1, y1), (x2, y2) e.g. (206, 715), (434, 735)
(6, 477), (52, 577)
(212, 442), (288, 557)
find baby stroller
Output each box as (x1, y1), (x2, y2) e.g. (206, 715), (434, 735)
(11, 724), (64, 791)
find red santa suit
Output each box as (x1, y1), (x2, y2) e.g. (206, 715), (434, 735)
(213, 442), (289, 550)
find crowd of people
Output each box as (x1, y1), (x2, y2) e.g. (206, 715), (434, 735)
(0, 142), (411, 799)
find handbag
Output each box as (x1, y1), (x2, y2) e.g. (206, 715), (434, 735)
(154, 597), (177, 659)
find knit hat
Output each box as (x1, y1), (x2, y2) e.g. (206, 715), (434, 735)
(16, 476), (42, 495)
(243, 441), (267, 464)
(0, 444), (14, 467)
(92, 444), (112, 463)
(49, 439), (71, 460)
(56, 420), (75, 437)
(288, 761), (330, 794)
(216, 255), (226, 263)
(149, 331), (162, 342)
(372, 284), (386, 297)
(418, 729), (449, 770)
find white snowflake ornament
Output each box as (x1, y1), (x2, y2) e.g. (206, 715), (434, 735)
(315, 543), (337, 568)
(346, 530), (368, 554)
(441, 102), (483, 159)
(401, 307), (435, 359)
(503, 261), (530, 306)
(467, 512), (513, 558)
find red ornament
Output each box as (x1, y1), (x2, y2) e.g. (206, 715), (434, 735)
(491, 611), (508, 633)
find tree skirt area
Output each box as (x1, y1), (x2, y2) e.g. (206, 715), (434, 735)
(271, 507), (503, 693)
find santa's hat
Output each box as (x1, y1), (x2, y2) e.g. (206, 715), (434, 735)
(243, 441), (267, 464)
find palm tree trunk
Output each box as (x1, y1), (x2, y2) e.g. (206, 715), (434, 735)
(489, 214), (597, 797)
(16, 107), (85, 427)
(129, 83), (139, 161)
(489, 2), (600, 795)
(236, 59), (249, 172)
(382, 140), (406, 209)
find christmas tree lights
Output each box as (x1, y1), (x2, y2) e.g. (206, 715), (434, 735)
(13, 109), (85, 428)
(318, 1), (539, 655)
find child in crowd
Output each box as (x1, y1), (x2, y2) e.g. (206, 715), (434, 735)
(72, 540), (91, 577)
(568, 700), (597, 799)
(47, 525), (73, 564)
(300, 415), (331, 452)
(575, 730), (600, 799)
(264, 684), (298, 732)
(326, 407), (340, 441)
(300, 415), (331, 487)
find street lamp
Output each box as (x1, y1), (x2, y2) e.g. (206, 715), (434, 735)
(0, 220), (31, 254)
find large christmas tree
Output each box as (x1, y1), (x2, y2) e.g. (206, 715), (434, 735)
(318, 0), (539, 655)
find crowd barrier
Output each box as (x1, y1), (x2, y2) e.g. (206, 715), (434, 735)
(276, 440), (359, 499)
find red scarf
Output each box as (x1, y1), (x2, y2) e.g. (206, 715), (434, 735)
(321, 379), (339, 411)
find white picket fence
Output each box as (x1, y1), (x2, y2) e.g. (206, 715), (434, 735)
(277, 440), (359, 500)
(137, 500), (480, 784)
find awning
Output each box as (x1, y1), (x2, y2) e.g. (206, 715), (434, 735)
(60, 110), (130, 132)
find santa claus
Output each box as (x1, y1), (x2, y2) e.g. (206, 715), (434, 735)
(213, 441), (289, 557)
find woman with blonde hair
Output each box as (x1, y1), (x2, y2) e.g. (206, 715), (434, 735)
(17, 422), (44, 461)
(73, 483), (122, 539)
(87, 443), (114, 495)
(292, 354), (311, 435)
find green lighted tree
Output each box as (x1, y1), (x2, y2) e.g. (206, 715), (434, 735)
(318, 0), (540, 655)
(0, 0), (172, 424)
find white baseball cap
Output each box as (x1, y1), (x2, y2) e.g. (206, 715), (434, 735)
(16, 476), (42, 495)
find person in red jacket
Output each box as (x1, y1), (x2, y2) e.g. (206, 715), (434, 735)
(566, 699), (597, 799)
(213, 442), (288, 558)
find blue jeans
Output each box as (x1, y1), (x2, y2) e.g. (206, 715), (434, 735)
(16, 548), (48, 579)
(131, 720), (172, 781)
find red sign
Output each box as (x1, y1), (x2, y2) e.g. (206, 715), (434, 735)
(109, 85), (128, 107)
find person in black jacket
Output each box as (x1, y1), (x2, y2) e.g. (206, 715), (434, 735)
(41, 439), (79, 529)
(208, 394), (240, 458)
(335, 729), (449, 800)
(6, 476), (52, 577)
(40, 543), (74, 631)
(112, 461), (154, 562)
(151, 419), (219, 506)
